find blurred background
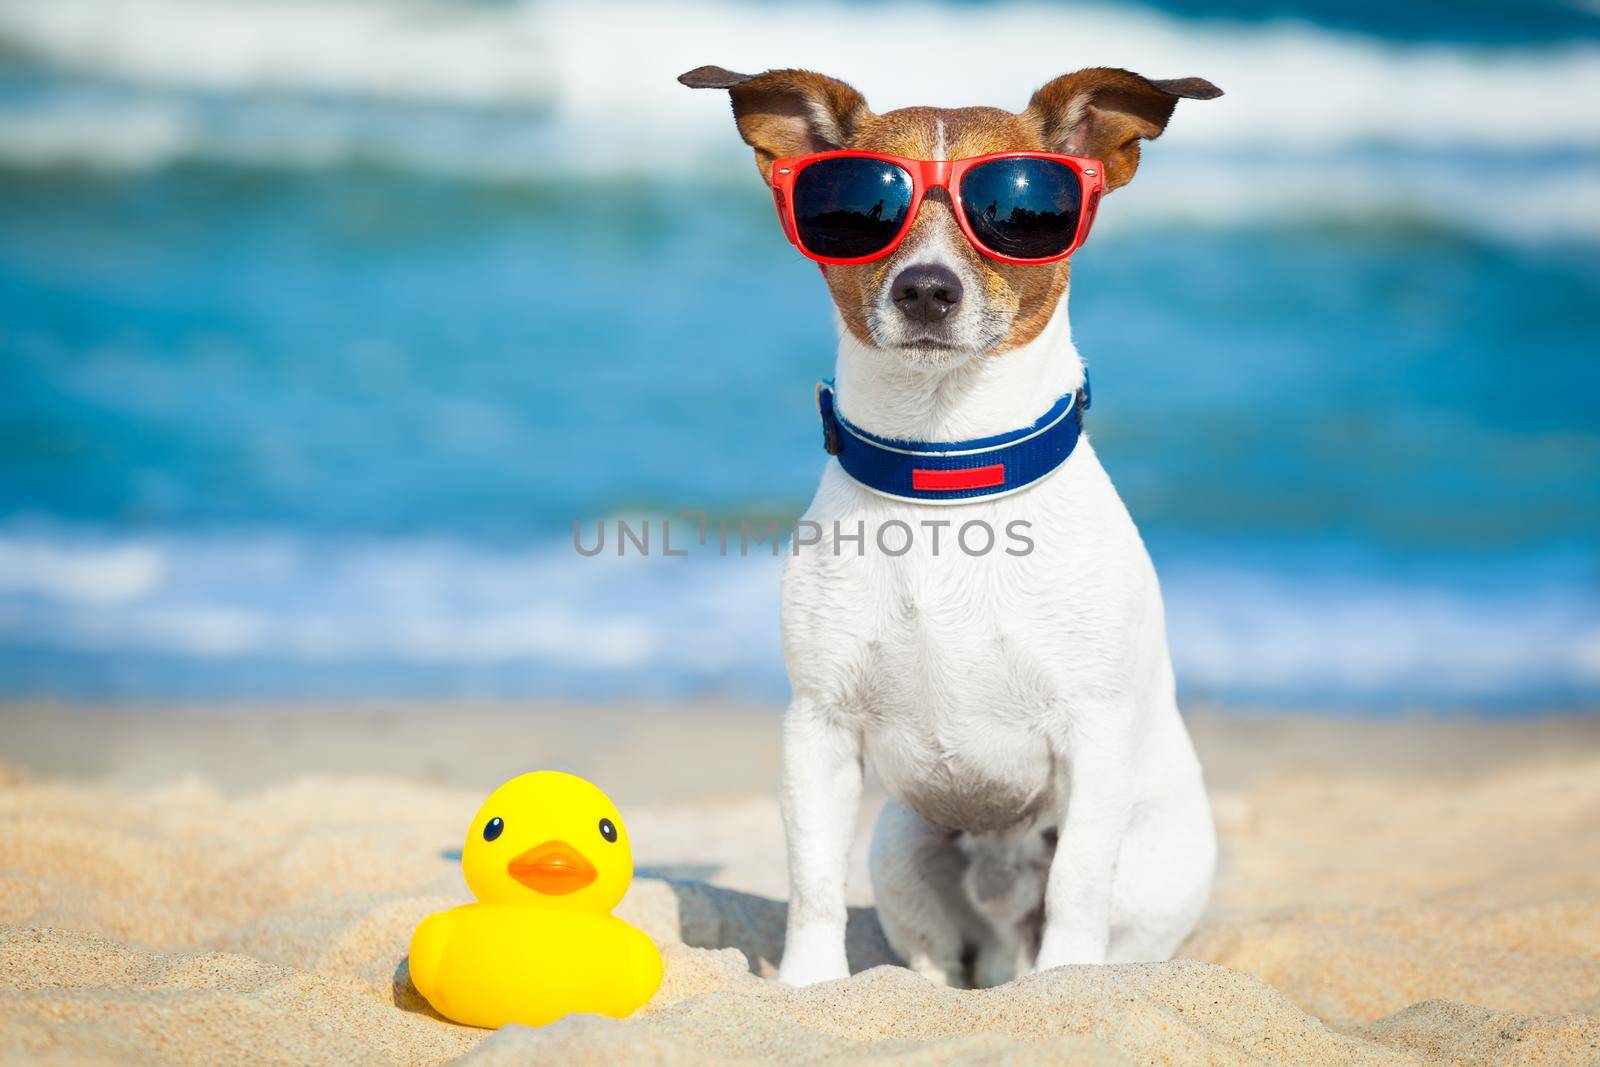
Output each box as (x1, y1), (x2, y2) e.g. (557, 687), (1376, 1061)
(0, 0), (1595, 713)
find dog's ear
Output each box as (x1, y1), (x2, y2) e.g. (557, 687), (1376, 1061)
(1022, 68), (1221, 191)
(678, 65), (873, 182)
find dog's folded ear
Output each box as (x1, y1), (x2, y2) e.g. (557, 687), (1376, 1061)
(679, 66), (873, 183)
(1022, 68), (1221, 192)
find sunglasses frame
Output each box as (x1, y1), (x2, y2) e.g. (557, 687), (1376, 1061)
(769, 150), (1107, 266)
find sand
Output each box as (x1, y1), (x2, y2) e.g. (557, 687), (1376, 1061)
(2, 704), (1598, 1065)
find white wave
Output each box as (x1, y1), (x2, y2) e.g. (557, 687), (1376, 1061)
(0, 537), (165, 604)
(12, 107), (1600, 244)
(0, 0), (553, 104)
(1, 0), (1597, 150)
(0, 528), (773, 674)
(537, 0), (1600, 150)
(0, 91), (568, 177)
(3, 89), (1593, 243)
(1105, 154), (1600, 244)
(0, 526), (1595, 706)
(0, 100), (196, 170)
(1162, 564), (1600, 702)
(3, 1), (1597, 243)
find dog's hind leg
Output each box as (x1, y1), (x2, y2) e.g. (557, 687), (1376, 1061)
(957, 824), (1054, 987)
(869, 799), (985, 987)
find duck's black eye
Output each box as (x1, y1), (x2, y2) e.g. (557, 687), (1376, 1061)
(483, 817), (504, 842)
(598, 818), (617, 843)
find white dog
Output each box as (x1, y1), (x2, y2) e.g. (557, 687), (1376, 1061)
(683, 64), (1220, 987)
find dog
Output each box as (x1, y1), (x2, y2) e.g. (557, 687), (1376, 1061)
(682, 64), (1220, 988)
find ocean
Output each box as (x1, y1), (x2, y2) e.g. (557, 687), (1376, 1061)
(1, 0), (1597, 709)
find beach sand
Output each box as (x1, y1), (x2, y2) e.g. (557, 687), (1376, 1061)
(2, 704), (1598, 1064)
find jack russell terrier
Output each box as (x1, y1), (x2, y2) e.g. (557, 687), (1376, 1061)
(682, 64), (1221, 988)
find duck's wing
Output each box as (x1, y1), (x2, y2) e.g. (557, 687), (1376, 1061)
(407, 910), (454, 1006)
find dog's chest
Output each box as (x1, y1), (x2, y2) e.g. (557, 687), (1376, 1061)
(878, 561), (1059, 824)
(782, 459), (1131, 830)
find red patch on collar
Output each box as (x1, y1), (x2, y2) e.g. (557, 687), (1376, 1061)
(911, 465), (1006, 492)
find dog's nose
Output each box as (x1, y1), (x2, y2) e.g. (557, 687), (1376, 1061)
(891, 264), (963, 323)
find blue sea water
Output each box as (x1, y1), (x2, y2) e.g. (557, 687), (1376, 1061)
(0, 0), (1597, 709)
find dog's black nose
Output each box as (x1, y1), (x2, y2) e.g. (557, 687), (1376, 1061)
(891, 264), (963, 323)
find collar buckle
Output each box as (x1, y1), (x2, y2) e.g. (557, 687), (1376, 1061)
(815, 382), (843, 456)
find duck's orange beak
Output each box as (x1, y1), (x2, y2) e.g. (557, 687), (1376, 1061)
(506, 840), (597, 895)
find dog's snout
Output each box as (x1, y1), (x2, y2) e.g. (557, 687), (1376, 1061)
(891, 264), (963, 323)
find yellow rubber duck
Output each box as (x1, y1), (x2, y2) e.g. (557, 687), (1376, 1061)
(408, 771), (663, 1029)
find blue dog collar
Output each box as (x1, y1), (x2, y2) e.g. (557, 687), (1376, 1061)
(816, 372), (1090, 504)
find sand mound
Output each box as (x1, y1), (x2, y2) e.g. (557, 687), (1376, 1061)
(461, 947), (1392, 1065)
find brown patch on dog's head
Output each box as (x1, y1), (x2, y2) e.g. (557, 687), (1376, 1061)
(681, 66), (1220, 363)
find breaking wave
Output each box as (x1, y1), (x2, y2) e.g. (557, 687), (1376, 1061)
(1, 526), (1596, 708)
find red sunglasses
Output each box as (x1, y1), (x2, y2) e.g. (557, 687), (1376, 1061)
(769, 150), (1106, 266)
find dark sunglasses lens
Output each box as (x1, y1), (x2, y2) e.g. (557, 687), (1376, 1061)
(959, 158), (1082, 259)
(793, 158), (913, 259)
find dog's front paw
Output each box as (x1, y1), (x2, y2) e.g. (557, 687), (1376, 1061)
(776, 934), (850, 986)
